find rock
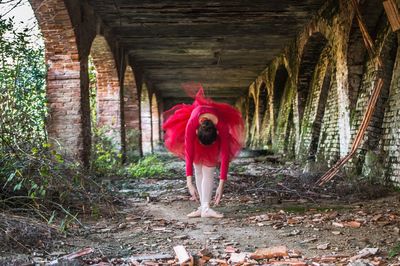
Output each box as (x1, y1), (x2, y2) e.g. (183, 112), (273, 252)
(347, 259), (374, 266)
(317, 243), (330, 250)
(228, 253), (248, 264)
(250, 246), (288, 259)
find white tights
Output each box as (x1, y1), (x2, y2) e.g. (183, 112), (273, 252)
(194, 163), (216, 211)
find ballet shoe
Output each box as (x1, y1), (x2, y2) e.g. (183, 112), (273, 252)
(201, 207), (224, 218)
(187, 208), (201, 218)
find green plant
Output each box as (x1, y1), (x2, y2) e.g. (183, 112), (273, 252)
(125, 155), (167, 178)
(125, 128), (141, 161)
(90, 126), (122, 175)
(389, 242), (400, 259)
(0, 12), (117, 234)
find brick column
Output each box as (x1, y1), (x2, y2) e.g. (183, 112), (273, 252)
(123, 66), (141, 158)
(140, 85), (152, 154)
(29, 0), (88, 163)
(151, 93), (160, 150)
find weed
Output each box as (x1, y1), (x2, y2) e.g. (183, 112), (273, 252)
(125, 155), (167, 178)
(389, 242), (400, 259)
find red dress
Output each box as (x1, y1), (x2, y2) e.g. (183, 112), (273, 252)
(163, 87), (245, 180)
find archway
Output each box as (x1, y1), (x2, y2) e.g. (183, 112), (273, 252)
(258, 82), (271, 146)
(247, 94), (256, 146)
(29, 0), (88, 163)
(273, 66), (289, 128)
(347, 0), (384, 111)
(123, 66), (140, 159)
(140, 84), (152, 154)
(298, 46), (332, 161)
(297, 32), (328, 127)
(151, 93), (161, 151)
(90, 35), (122, 148)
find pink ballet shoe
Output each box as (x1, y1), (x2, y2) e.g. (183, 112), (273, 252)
(201, 208), (224, 218)
(187, 208), (201, 218)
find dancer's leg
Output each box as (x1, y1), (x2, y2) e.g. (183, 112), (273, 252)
(187, 163), (202, 218)
(194, 163), (203, 203)
(200, 165), (215, 210)
(201, 166), (223, 218)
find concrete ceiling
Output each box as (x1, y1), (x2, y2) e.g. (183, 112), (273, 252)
(87, 0), (326, 104)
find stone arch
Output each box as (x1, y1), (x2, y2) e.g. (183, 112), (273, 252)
(151, 93), (161, 151)
(298, 46), (333, 161)
(258, 82), (268, 126)
(273, 65), (289, 125)
(347, 0), (385, 111)
(368, 32), (397, 149)
(382, 33), (400, 182)
(247, 93), (256, 146)
(29, 0), (89, 164)
(284, 104), (295, 156)
(361, 30), (397, 177)
(140, 84), (152, 154)
(309, 63), (332, 160)
(297, 32), (329, 127)
(90, 35), (122, 147)
(123, 66), (140, 159)
(348, 10), (397, 178)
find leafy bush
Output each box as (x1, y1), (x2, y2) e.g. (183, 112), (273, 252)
(125, 155), (167, 178)
(0, 15), (116, 230)
(90, 126), (122, 175)
(125, 128), (141, 161)
(0, 16), (48, 197)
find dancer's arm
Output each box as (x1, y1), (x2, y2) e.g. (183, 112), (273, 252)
(185, 111), (199, 201)
(185, 113), (197, 177)
(218, 124), (230, 181)
(214, 123), (230, 205)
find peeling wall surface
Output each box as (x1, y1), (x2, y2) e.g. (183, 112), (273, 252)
(242, 0), (400, 183)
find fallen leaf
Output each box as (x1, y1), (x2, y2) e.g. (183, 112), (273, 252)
(344, 221), (361, 228)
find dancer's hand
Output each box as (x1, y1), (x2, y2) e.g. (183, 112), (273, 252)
(186, 176), (199, 202)
(214, 180), (225, 205)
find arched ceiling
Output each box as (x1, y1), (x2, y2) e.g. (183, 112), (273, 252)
(87, 0), (326, 104)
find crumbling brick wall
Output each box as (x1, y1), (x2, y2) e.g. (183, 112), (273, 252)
(140, 84), (152, 155)
(29, 0), (144, 164)
(29, 0), (86, 163)
(241, 0), (400, 182)
(123, 66), (141, 157)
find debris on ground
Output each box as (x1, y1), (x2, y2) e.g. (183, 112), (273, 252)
(1, 156), (400, 265)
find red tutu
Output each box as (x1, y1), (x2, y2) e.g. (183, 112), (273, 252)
(162, 85), (245, 167)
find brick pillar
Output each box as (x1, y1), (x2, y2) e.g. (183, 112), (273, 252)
(123, 66), (141, 158)
(90, 36), (121, 148)
(141, 85), (152, 154)
(29, 0), (88, 163)
(151, 93), (160, 150)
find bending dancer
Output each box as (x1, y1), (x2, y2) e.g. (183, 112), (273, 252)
(163, 85), (245, 218)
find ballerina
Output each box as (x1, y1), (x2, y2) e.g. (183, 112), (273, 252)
(163, 84), (245, 218)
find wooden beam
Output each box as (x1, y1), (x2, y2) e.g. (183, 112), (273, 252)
(383, 0), (400, 32)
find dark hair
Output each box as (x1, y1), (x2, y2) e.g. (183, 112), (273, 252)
(198, 119), (217, 145)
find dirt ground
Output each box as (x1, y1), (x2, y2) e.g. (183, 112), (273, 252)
(1, 155), (400, 265)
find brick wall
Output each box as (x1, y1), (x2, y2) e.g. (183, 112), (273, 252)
(29, 0), (85, 162)
(151, 93), (161, 150)
(30, 0), (143, 164)
(241, 0), (400, 183)
(91, 36), (122, 147)
(123, 66), (141, 159)
(299, 47), (332, 161)
(141, 84), (152, 154)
